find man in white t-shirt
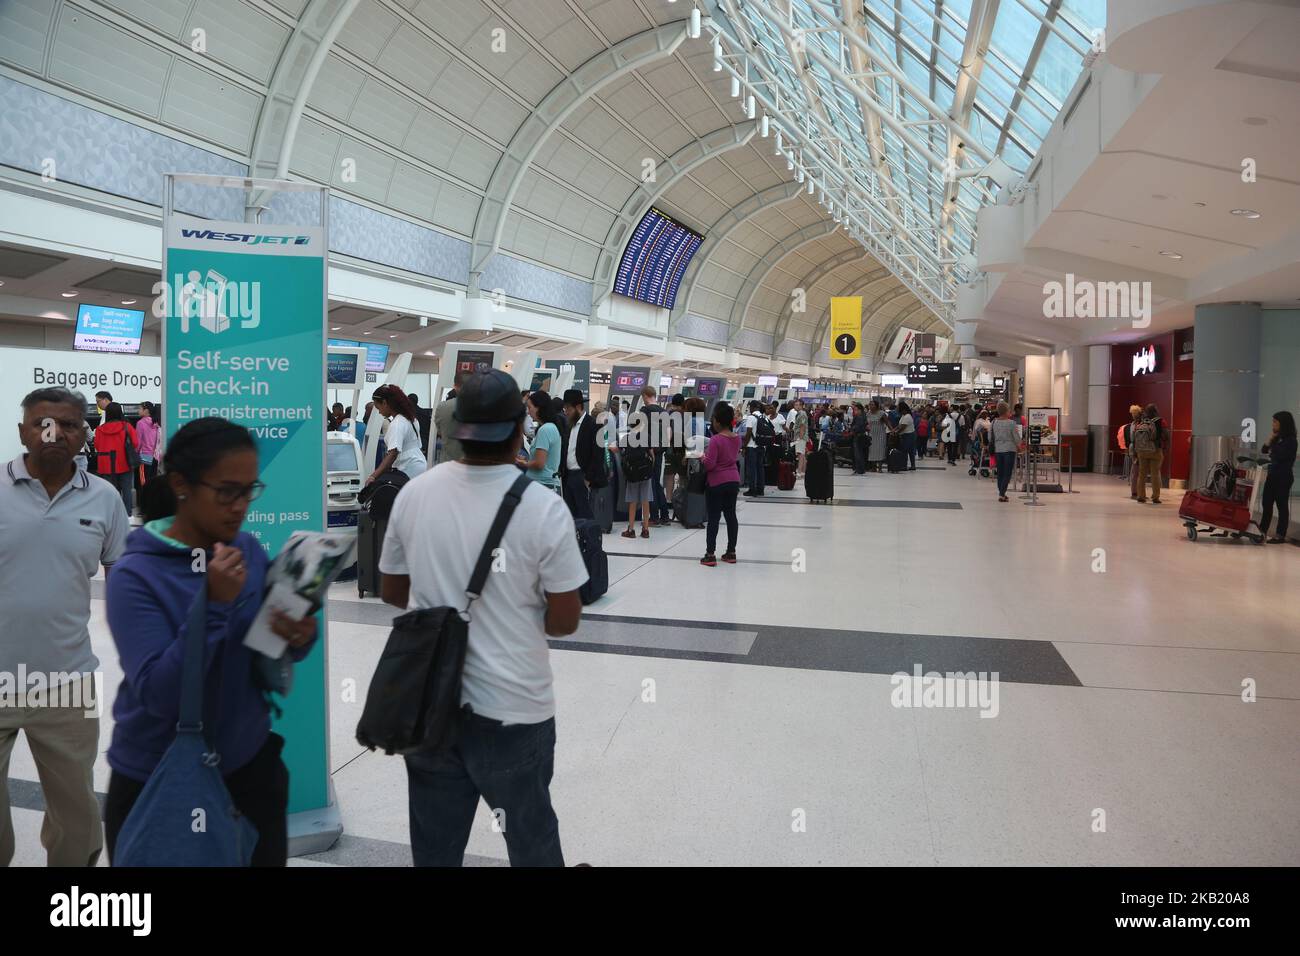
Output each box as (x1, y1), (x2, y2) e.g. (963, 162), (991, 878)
(741, 400), (762, 495)
(379, 369), (587, 867)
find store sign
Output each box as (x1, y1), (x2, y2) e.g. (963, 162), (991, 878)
(1132, 345), (1159, 376)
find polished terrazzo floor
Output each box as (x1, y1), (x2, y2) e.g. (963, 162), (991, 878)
(8, 460), (1299, 866)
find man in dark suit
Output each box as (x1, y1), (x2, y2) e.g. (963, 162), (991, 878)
(407, 392), (432, 458)
(561, 388), (603, 521)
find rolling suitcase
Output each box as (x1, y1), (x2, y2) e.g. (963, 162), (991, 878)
(805, 449), (833, 503)
(357, 511), (387, 597)
(764, 445), (780, 486)
(574, 518), (609, 603)
(674, 459), (707, 528)
(887, 448), (907, 474)
(589, 483), (613, 534)
(777, 459), (796, 491)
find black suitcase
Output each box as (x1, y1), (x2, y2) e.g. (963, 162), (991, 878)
(589, 483), (613, 534)
(357, 511), (387, 597)
(764, 445), (780, 486)
(805, 449), (834, 502)
(574, 518), (608, 604)
(887, 448), (908, 473)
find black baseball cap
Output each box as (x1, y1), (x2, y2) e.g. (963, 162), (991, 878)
(452, 369), (526, 442)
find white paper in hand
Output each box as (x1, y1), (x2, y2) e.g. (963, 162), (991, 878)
(243, 582), (312, 659)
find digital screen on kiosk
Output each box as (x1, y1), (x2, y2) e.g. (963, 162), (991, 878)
(452, 349), (495, 377)
(610, 365), (649, 394)
(612, 207), (705, 310)
(326, 351), (361, 385)
(328, 338), (389, 372)
(74, 304), (145, 354)
(696, 379), (720, 398)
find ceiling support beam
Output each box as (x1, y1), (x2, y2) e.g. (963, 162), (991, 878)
(668, 181), (804, 335)
(726, 220), (839, 347)
(244, 0), (362, 220)
(467, 21), (690, 297)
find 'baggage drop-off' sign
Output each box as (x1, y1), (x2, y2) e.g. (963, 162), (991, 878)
(829, 297), (862, 360)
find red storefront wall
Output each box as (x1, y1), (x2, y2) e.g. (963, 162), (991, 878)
(1109, 330), (1194, 483)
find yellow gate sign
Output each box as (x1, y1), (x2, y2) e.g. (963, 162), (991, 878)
(829, 297), (861, 360)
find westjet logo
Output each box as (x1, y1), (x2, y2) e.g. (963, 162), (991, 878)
(179, 228), (309, 246)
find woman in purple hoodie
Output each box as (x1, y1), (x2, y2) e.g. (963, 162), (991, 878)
(103, 418), (317, 865)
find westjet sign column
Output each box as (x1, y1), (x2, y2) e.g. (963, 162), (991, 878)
(162, 175), (336, 851)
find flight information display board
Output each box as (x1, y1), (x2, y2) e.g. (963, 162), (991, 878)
(612, 207), (704, 310)
(906, 362), (963, 384)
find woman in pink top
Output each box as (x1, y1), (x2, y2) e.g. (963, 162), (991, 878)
(700, 401), (741, 567)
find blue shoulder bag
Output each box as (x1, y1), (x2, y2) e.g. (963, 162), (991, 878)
(113, 584), (259, 866)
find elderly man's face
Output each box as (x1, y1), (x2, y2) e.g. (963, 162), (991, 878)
(20, 401), (86, 472)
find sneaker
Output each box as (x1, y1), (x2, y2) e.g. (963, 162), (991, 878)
(721, 552), (737, 564)
(700, 553), (717, 567)
(1268, 536), (1286, 544)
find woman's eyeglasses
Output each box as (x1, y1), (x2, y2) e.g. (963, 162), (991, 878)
(197, 480), (266, 504)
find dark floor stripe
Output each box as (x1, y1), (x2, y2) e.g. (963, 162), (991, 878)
(743, 497), (962, 509)
(605, 551), (791, 566)
(572, 613), (1080, 686)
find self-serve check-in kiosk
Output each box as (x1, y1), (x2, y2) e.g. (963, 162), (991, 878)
(430, 342), (503, 462)
(694, 376), (727, 417)
(326, 432), (363, 572)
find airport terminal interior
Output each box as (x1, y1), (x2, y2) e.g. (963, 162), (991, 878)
(1, 0), (1298, 869)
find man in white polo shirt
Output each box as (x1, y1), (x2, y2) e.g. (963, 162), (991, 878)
(379, 369), (586, 866)
(1, 387), (128, 867)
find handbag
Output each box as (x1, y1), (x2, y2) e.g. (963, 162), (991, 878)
(113, 585), (259, 866)
(356, 473), (533, 756)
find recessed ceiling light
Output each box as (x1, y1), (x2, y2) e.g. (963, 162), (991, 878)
(61, 291), (77, 297)
(0, 280), (5, 287)
(330, 326), (341, 331)
(121, 299), (136, 305)
(424, 351), (436, 357)
(362, 331), (371, 335)
(1192, 202), (1206, 208)
(1230, 208), (1261, 219)
(389, 334), (397, 338)
(1159, 251), (1183, 259)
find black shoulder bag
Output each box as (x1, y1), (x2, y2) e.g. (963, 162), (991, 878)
(355, 473), (533, 756)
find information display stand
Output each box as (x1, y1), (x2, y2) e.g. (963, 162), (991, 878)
(162, 173), (338, 855)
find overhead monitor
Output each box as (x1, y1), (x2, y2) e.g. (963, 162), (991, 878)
(757, 374), (778, 387)
(612, 207), (705, 310)
(328, 338), (389, 372)
(881, 373), (909, 386)
(74, 304), (145, 354)
(660, 375), (673, 388)
(789, 377), (809, 389)
(684, 378), (696, 387)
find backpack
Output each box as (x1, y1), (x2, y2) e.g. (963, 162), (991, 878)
(917, 417), (928, 437)
(1116, 423), (1128, 451)
(755, 416), (775, 448)
(1132, 419), (1158, 455)
(358, 468), (410, 521)
(1204, 460), (1236, 500)
(621, 445), (654, 483)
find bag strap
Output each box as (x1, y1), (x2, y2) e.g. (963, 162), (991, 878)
(177, 579), (208, 735)
(463, 473), (533, 611)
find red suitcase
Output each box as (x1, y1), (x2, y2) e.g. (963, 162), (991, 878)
(777, 460), (796, 491)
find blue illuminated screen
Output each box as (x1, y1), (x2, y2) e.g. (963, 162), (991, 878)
(613, 207), (704, 310)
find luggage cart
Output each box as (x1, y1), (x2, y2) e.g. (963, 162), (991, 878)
(1179, 454), (1270, 544)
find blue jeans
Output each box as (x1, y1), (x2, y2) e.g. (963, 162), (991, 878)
(995, 451), (1017, 497)
(405, 710), (563, 867)
(746, 446), (765, 493)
